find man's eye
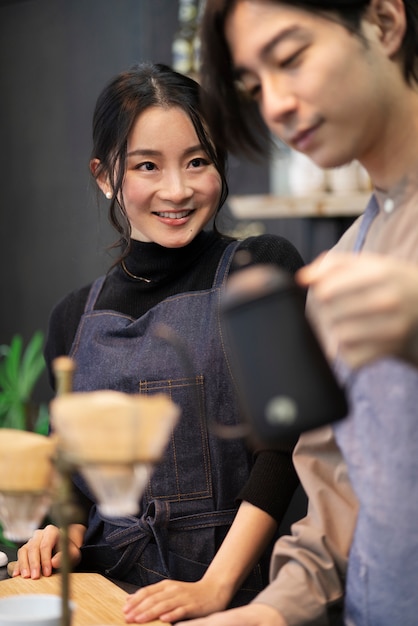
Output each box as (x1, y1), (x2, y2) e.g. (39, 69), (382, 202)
(248, 85), (261, 101)
(235, 80), (259, 100)
(279, 44), (308, 68)
(280, 52), (300, 68)
(236, 79), (261, 102)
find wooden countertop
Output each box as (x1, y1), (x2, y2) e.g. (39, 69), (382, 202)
(228, 192), (370, 219)
(0, 572), (168, 625)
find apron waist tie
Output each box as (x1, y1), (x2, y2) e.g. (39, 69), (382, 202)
(103, 500), (236, 579)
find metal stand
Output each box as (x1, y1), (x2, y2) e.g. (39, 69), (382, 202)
(52, 454), (80, 626)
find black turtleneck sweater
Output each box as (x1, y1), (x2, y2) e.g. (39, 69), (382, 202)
(45, 230), (305, 524)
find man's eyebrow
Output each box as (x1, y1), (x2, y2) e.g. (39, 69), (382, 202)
(233, 26), (302, 80)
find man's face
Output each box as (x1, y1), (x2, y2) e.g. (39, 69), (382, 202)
(225, 0), (393, 171)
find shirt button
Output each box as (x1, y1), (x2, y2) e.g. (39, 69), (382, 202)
(383, 198), (395, 214)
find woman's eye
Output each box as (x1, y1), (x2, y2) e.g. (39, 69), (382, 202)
(189, 157), (208, 168)
(136, 161), (156, 171)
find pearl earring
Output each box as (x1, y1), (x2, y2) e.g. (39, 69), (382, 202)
(105, 191), (112, 199)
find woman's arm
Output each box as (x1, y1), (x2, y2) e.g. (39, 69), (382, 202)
(235, 234), (305, 277)
(177, 427), (358, 626)
(123, 501), (278, 624)
(238, 448), (301, 526)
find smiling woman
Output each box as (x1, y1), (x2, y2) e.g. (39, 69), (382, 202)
(95, 105), (222, 247)
(13, 62), (305, 624)
(88, 62), (229, 265)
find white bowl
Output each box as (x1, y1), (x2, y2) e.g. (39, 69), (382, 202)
(0, 594), (74, 626)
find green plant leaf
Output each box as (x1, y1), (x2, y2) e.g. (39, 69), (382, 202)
(0, 331), (48, 433)
(0, 362), (13, 391)
(0, 392), (14, 423)
(3, 402), (26, 430)
(19, 331), (46, 399)
(0, 391), (14, 408)
(34, 403), (50, 436)
(0, 335), (23, 392)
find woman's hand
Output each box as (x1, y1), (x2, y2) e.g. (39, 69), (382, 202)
(123, 501), (278, 624)
(123, 577), (232, 624)
(297, 252), (418, 369)
(12, 523), (85, 579)
(175, 603), (287, 626)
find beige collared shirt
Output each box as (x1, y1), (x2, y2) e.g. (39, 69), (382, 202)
(254, 190), (418, 625)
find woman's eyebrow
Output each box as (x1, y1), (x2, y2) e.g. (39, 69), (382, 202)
(183, 144), (205, 156)
(127, 144), (204, 158)
(127, 148), (160, 157)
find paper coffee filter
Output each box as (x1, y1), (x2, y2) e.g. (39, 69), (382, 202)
(50, 390), (180, 464)
(0, 429), (57, 491)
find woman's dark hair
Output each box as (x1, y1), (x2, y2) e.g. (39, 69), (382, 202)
(91, 62), (229, 260)
(200, 0), (418, 157)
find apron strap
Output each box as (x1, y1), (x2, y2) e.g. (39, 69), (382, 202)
(353, 194), (379, 252)
(84, 275), (107, 313)
(212, 240), (241, 288)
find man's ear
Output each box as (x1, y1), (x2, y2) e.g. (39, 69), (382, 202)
(90, 158), (111, 197)
(367, 0), (407, 58)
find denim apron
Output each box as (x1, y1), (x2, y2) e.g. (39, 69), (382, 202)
(69, 241), (267, 604)
(333, 197), (418, 625)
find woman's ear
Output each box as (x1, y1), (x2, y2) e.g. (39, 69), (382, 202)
(367, 0), (407, 58)
(90, 158), (112, 198)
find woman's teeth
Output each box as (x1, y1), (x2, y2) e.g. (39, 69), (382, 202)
(156, 210), (192, 219)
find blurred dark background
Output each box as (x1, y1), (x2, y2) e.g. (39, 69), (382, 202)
(0, 0), (352, 404)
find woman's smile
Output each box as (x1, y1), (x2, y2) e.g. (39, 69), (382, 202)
(153, 209), (195, 221)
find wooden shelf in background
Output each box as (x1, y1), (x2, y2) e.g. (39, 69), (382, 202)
(228, 192), (370, 220)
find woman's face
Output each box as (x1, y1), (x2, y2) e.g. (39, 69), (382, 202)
(225, 0), (395, 170)
(120, 105), (222, 246)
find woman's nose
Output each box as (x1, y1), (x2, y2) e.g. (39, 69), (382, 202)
(158, 171), (193, 203)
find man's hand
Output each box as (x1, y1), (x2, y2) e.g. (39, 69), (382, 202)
(297, 252), (418, 368)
